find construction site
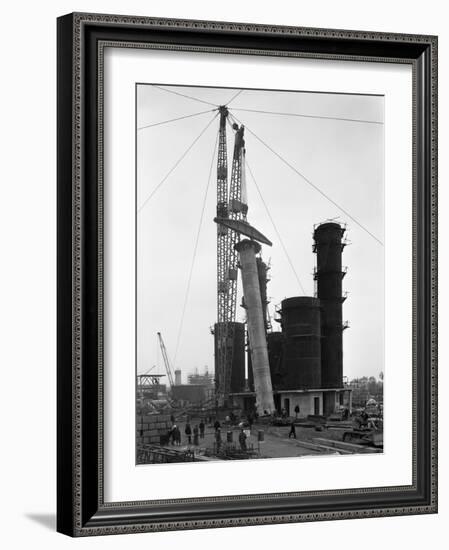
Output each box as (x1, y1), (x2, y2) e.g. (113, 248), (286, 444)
(136, 88), (384, 465)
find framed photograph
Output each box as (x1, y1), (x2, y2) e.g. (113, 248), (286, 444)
(57, 12), (438, 536)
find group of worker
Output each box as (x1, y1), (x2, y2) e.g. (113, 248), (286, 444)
(164, 413), (255, 455)
(168, 420), (206, 447)
(213, 419), (248, 452)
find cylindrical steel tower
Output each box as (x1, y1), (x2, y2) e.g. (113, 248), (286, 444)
(279, 297), (322, 389)
(313, 222), (347, 390)
(230, 322), (245, 393)
(214, 321), (245, 395)
(235, 239), (275, 414)
(267, 331), (284, 389)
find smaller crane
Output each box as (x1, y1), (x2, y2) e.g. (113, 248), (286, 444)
(157, 332), (175, 388)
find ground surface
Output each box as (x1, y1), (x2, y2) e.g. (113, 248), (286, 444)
(140, 417), (371, 461)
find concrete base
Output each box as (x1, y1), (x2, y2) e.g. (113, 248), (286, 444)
(229, 388), (353, 418)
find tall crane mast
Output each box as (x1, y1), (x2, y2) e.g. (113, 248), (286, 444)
(215, 106), (247, 403)
(215, 106), (229, 402)
(222, 123), (247, 398)
(157, 332), (175, 388)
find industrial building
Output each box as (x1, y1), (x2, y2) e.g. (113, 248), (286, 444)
(171, 367), (215, 404)
(171, 384), (209, 405)
(222, 221), (352, 418)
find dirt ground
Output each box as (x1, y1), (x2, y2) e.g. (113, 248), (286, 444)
(156, 418), (359, 460)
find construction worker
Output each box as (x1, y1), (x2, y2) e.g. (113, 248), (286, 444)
(215, 427), (222, 453)
(288, 420), (296, 439)
(360, 409), (369, 428)
(169, 425), (177, 445)
(239, 429), (247, 451)
(185, 422), (192, 444)
(199, 420), (205, 439)
(193, 425), (199, 446)
(174, 425), (181, 446)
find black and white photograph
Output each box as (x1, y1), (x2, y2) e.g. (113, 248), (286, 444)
(0, 1), (441, 544)
(136, 83), (385, 464)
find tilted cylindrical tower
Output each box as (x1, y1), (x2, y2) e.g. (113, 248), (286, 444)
(313, 222), (347, 390)
(247, 256), (270, 392)
(235, 239), (275, 414)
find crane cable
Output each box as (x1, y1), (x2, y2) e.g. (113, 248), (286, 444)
(245, 160), (307, 295)
(231, 107), (383, 125)
(230, 112), (384, 246)
(172, 127), (220, 368)
(138, 112), (218, 212)
(152, 85), (218, 107)
(226, 113), (305, 293)
(138, 108), (215, 130)
(225, 89), (244, 106)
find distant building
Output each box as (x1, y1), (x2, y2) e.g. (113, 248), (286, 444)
(187, 368), (214, 387)
(171, 384), (208, 404)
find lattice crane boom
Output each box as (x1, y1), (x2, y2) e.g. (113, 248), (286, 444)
(157, 332), (175, 388)
(215, 106), (229, 401)
(222, 123), (247, 396)
(215, 109), (247, 402)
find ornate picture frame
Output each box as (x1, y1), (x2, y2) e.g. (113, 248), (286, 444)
(57, 12), (437, 536)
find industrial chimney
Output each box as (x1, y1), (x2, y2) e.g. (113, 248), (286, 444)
(174, 369), (182, 386)
(313, 223), (347, 401)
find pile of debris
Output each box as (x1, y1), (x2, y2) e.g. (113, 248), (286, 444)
(204, 442), (259, 460)
(137, 445), (195, 464)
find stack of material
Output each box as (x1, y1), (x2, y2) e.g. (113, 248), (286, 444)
(136, 412), (172, 446)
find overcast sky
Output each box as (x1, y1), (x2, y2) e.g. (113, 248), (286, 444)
(136, 84), (384, 384)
